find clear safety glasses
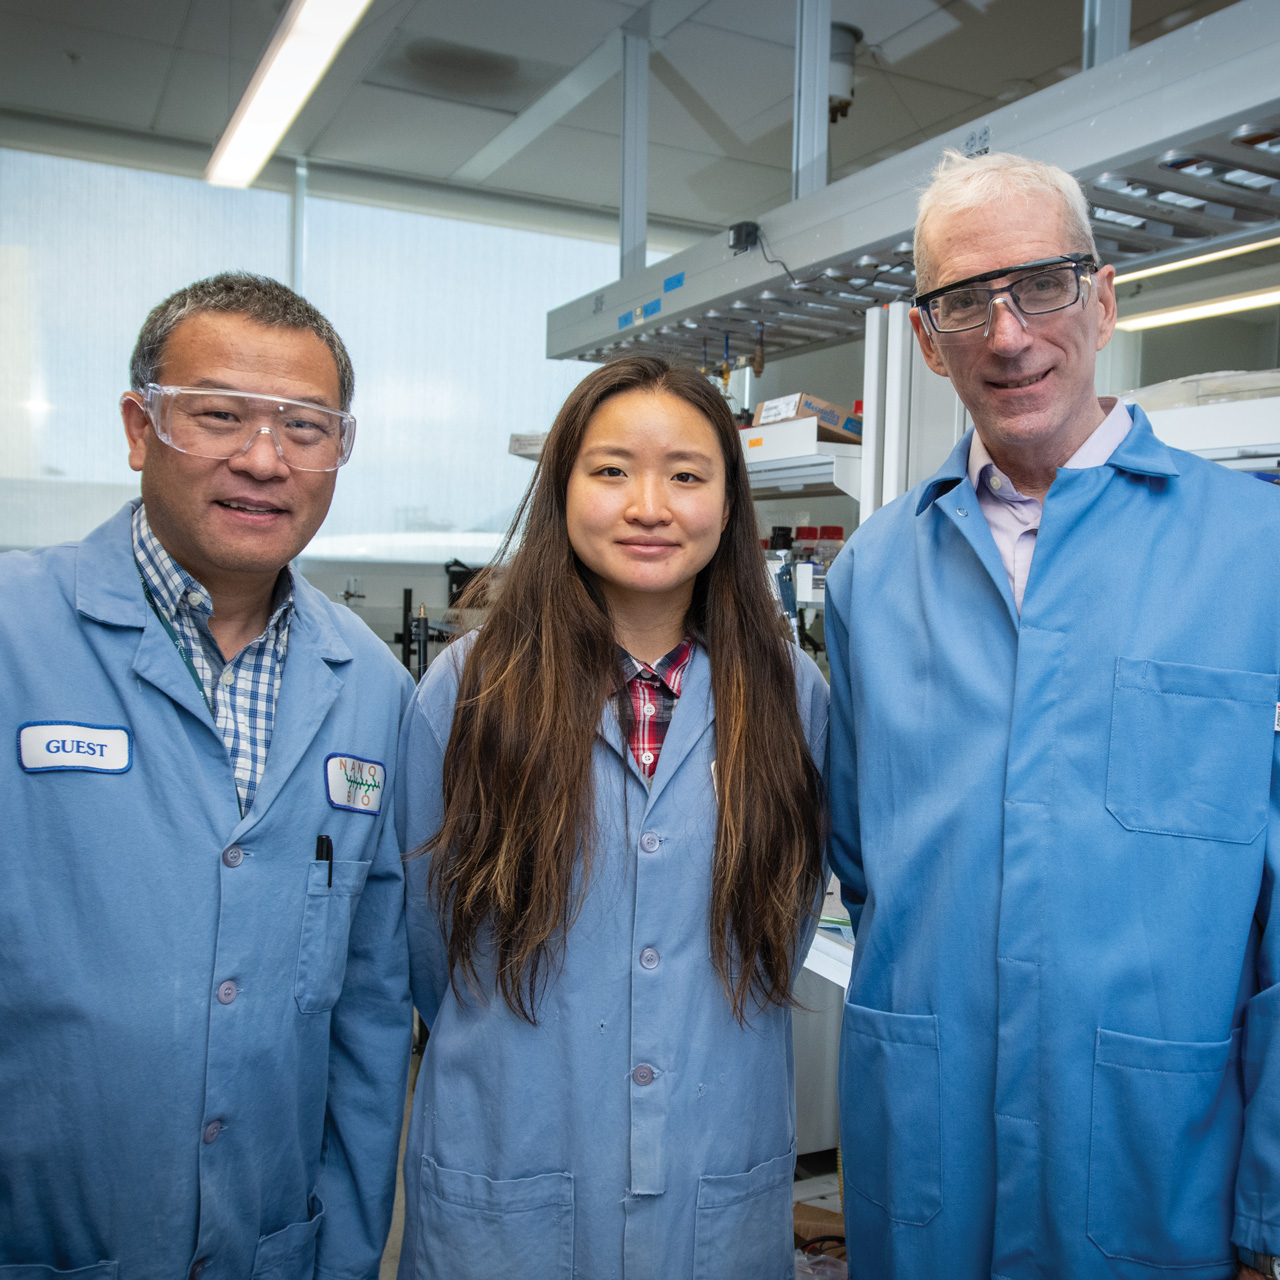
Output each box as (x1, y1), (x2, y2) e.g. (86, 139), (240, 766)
(132, 384), (357, 472)
(915, 254), (1098, 340)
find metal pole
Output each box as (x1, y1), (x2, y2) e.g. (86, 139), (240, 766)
(858, 307), (887, 523)
(791, 0), (831, 201)
(292, 157), (308, 293)
(880, 300), (913, 506)
(1082, 0), (1131, 69)
(619, 31), (648, 279)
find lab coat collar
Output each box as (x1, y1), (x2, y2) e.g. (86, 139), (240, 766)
(75, 500), (151, 627)
(915, 403), (1178, 517)
(1106, 403), (1181, 479)
(916, 434), (971, 515)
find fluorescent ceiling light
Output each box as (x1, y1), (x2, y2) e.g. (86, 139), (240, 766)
(1116, 286), (1280, 331)
(206, 0), (374, 188)
(1113, 235), (1280, 285)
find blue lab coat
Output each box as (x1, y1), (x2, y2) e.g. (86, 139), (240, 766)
(825, 405), (1280, 1279)
(395, 640), (828, 1280)
(0, 502), (414, 1280)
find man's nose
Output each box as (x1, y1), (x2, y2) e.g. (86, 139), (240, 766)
(983, 296), (1031, 354)
(230, 427), (291, 478)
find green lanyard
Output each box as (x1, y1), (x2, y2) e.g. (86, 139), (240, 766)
(136, 568), (216, 716)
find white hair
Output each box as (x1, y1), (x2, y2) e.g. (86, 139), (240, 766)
(913, 150), (1099, 292)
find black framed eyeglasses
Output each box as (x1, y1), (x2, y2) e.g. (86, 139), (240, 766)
(915, 254), (1099, 335)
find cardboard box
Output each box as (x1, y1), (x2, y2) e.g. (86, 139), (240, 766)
(740, 417), (860, 464)
(754, 391), (861, 442)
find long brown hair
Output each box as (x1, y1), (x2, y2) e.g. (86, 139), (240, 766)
(425, 355), (823, 1022)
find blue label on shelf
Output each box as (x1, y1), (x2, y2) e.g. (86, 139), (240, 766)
(664, 272), (685, 292)
(642, 298), (661, 318)
(618, 312), (634, 330)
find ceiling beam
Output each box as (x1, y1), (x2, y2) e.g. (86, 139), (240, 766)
(450, 0), (711, 186)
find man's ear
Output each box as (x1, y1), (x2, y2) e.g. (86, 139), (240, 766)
(909, 307), (949, 377)
(120, 393), (150, 474)
(1092, 263), (1118, 352)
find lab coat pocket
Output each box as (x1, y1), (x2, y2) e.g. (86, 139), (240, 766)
(1086, 1028), (1242, 1268)
(1106, 658), (1277, 843)
(414, 1156), (573, 1280)
(250, 1195), (323, 1280)
(839, 1002), (942, 1226)
(294, 859), (372, 1014)
(693, 1146), (796, 1280)
(0, 1267), (117, 1279)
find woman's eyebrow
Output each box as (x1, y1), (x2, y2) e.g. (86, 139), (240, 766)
(580, 445), (715, 464)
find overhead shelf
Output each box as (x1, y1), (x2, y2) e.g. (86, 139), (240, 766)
(747, 442), (861, 500)
(546, 0), (1280, 370)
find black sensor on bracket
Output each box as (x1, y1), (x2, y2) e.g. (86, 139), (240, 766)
(728, 221), (760, 254)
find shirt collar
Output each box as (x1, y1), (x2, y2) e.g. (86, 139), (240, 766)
(132, 503), (294, 631)
(618, 636), (696, 697)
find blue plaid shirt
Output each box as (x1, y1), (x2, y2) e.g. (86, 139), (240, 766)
(132, 504), (292, 815)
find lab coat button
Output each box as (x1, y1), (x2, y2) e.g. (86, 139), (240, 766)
(222, 845), (244, 867)
(639, 831), (660, 854)
(189, 1261), (207, 1280)
(202, 1120), (222, 1144)
(216, 980), (238, 1005)
(639, 947), (660, 969)
(632, 1063), (655, 1086)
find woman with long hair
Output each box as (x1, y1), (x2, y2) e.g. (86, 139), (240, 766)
(396, 355), (827, 1280)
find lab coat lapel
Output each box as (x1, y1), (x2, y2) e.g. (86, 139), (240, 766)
(598, 698), (653, 790)
(73, 502), (220, 730)
(646, 644), (714, 810)
(236, 580), (350, 835)
(918, 431), (1019, 628)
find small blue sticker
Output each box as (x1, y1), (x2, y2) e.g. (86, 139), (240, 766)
(664, 272), (685, 292)
(618, 312), (634, 330)
(642, 298), (661, 319)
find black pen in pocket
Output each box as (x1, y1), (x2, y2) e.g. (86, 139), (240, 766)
(315, 834), (333, 887)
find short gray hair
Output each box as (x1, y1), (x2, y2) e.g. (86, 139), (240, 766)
(130, 272), (354, 410)
(914, 150), (1099, 292)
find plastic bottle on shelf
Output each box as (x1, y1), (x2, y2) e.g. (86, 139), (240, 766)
(816, 525), (845, 566)
(792, 525), (819, 565)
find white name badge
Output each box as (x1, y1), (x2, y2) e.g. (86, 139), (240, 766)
(325, 753), (385, 814)
(19, 722), (132, 773)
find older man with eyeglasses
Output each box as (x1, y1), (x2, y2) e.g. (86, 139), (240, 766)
(0, 273), (413, 1280)
(825, 152), (1280, 1280)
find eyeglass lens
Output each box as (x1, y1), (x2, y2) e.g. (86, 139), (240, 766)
(157, 390), (348, 471)
(929, 266), (1082, 332)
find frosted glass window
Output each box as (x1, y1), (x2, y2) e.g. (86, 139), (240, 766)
(0, 146), (620, 557)
(302, 198), (615, 561)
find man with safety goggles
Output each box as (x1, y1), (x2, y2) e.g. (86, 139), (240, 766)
(0, 272), (413, 1280)
(825, 152), (1280, 1280)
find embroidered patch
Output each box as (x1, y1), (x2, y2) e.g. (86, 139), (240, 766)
(325, 753), (385, 814)
(19, 722), (132, 773)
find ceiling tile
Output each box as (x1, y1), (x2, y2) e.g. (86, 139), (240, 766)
(0, 0), (187, 43)
(308, 83), (512, 179)
(0, 14), (170, 129)
(397, 0), (632, 67)
(152, 48), (258, 144)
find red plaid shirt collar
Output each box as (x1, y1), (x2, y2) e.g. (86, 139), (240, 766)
(616, 636), (695, 781)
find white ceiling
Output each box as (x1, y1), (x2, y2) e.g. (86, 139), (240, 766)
(0, 0), (1242, 241)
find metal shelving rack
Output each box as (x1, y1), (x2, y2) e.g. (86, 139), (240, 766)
(546, 0), (1280, 376)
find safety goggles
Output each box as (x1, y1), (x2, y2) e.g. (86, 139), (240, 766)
(129, 384), (357, 472)
(915, 254), (1099, 338)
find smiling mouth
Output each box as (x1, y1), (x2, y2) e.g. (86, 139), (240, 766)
(217, 499), (286, 515)
(990, 371), (1050, 390)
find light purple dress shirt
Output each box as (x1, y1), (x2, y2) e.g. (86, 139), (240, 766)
(968, 397), (1133, 612)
